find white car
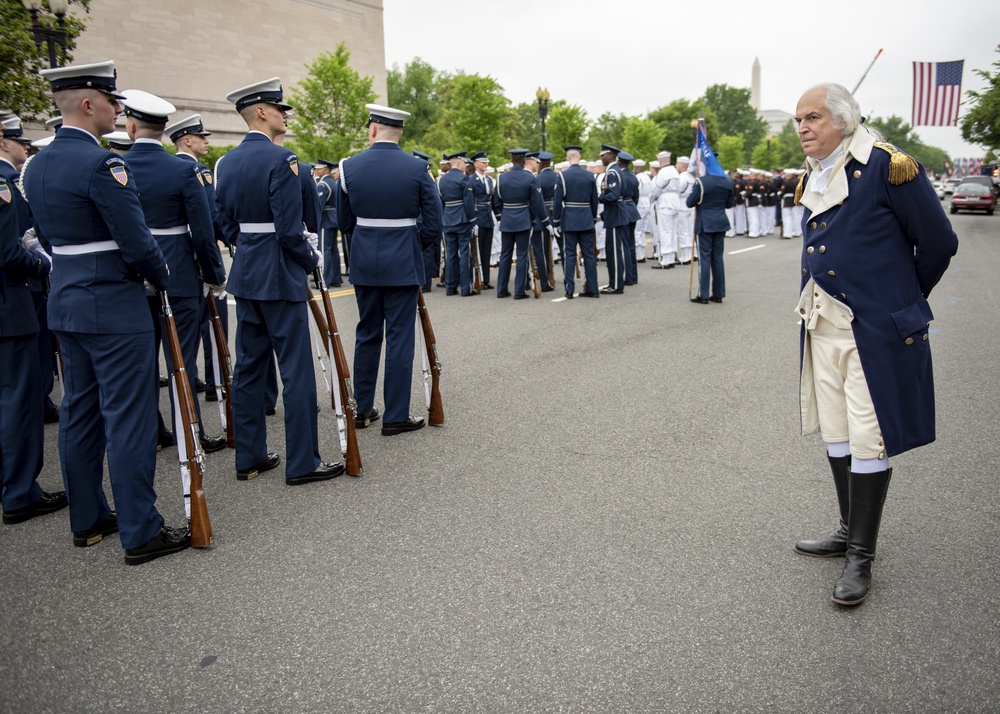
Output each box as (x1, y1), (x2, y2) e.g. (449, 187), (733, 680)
(932, 180), (945, 200)
(944, 178), (962, 195)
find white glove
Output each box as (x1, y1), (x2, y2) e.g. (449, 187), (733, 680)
(21, 228), (40, 251)
(313, 249), (324, 272)
(552, 226), (562, 238)
(545, 224), (554, 237)
(305, 230), (319, 251)
(472, 225), (478, 239)
(209, 283), (227, 300)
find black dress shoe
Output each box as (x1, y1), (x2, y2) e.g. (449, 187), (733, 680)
(159, 376), (168, 388)
(624, 281), (635, 286)
(709, 297), (724, 303)
(157, 430), (175, 450)
(497, 292), (510, 298)
(600, 287), (623, 294)
(650, 264), (666, 269)
(541, 286), (554, 293)
(200, 434), (227, 454)
(331, 282), (343, 288)
(690, 297), (709, 304)
(204, 388), (220, 402)
(565, 291), (575, 299)
(2, 490), (68, 525)
(237, 452), (280, 481)
(514, 294), (529, 300)
(44, 406), (60, 424)
(194, 378), (206, 393)
(286, 461), (345, 485)
(680, 260), (692, 265)
(580, 292), (600, 298)
(265, 407), (277, 416)
(73, 511), (119, 547)
(436, 282), (446, 288)
(381, 416), (426, 436)
(354, 408), (380, 429)
(124, 525), (191, 566)
(483, 283), (494, 290)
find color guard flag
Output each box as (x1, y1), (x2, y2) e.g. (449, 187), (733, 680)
(912, 60), (963, 127)
(691, 116), (726, 178)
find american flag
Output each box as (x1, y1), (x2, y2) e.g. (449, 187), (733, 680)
(912, 60), (964, 126)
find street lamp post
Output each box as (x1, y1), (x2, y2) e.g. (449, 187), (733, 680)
(536, 87), (549, 152)
(22, 0), (70, 69)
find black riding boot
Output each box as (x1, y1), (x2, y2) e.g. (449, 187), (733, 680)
(794, 454), (851, 557)
(831, 468), (892, 606)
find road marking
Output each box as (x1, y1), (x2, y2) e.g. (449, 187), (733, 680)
(728, 244), (766, 255)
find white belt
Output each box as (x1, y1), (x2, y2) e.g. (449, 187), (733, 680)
(504, 203), (527, 209)
(240, 222), (276, 232)
(565, 202), (591, 208)
(149, 224), (189, 235)
(51, 240), (120, 255)
(444, 200), (465, 207)
(355, 217), (417, 227)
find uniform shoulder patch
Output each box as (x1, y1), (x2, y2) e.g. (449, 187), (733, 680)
(202, 167), (213, 185)
(0, 178), (11, 204)
(104, 156), (125, 167)
(873, 141), (919, 185)
(110, 165), (129, 186)
(192, 165), (205, 186)
(287, 156), (299, 177)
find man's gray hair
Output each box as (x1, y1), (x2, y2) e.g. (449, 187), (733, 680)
(808, 82), (884, 141)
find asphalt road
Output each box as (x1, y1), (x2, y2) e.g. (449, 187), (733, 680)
(2, 208), (997, 713)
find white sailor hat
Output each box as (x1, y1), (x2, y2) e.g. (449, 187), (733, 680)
(102, 130), (134, 150)
(164, 114), (210, 142)
(40, 60), (126, 99)
(633, 158), (646, 166)
(676, 155), (690, 163)
(1, 117), (33, 143)
(656, 150), (671, 160)
(120, 89), (176, 125)
(45, 115), (62, 130)
(649, 160), (660, 168)
(31, 135), (54, 149)
(227, 77), (292, 112)
(365, 103), (409, 128)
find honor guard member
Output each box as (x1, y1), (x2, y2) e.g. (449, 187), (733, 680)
(23, 60), (191, 563)
(1, 116), (60, 425)
(552, 145), (599, 298)
(314, 158), (343, 287)
(532, 151), (558, 291)
(686, 166), (734, 304)
(1, 162), (66, 526)
(119, 90), (228, 454)
(410, 149), (436, 293)
(524, 151), (553, 293)
(491, 148), (547, 299)
(335, 104), (442, 435)
(215, 77), (343, 484)
(598, 144), (628, 293)
(165, 113), (231, 403)
(437, 151), (476, 296)
(791, 83), (957, 606)
(617, 151), (641, 285)
(470, 151), (495, 290)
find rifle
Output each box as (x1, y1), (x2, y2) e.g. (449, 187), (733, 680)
(416, 291), (445, 426)
(545, 229), (555, 288)
(527, 237), (542, 298)
(205, 294), (233, 448)
(470, 228), (484, 295)
(160, 290), (212, 548)
(53, 334), (65, 399)
(313, 271), (362, 476)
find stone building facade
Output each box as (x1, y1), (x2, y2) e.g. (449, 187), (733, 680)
(68, 0), (386, 145)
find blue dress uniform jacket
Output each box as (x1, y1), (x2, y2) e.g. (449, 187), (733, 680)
(316, 174), (338, 232)
(552, 164), (599, 231)
(471, 173), (494, 228)
(491, 165), (544, 232)
(620, 168), (641, 224)
(176, 152), (228, 248)
(687, 174), (734, 234)
(21, 126), (171, 549)
(215, 132), (320, 301)
(534, 167), (559, 231)
(298, 161), (321, 235)
(438, 169), (475, 227)
(315, 173), (342, 286)
(335, 141), (442, 287)
(0, 177), (47, 336)
(799, 133), (958, 457)
(125, 142), (225, 296)
(599, 164), (629, 228)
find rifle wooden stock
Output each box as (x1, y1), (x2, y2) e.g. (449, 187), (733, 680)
(528, 240), (541, 298)
(470, 230), (483, 294)
(313, 274), (362, 476)
(161, 292), (212, 548)
(416, 291), (445, 426)
(545, 231), (555, 288)
(206, 295), (234, 448)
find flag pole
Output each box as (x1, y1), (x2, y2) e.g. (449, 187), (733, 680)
(851, 48), (883, 95)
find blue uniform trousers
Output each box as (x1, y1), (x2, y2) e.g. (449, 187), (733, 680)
(530, 229), (552, 290)
(0, 334), (44, 511)
(477, 226), (493, 285)
(605, 225), (626, 290)
(56, 331), (163, 548)
(353, 285), (418, 424)
(563, 230), (599, 296)
(444, 226), (472, 296)
(625, 222), (638, 284)
(421, 241), (437, 291)
(200, 294), (229, 392)
(264, 354), (278, 412)
(498, 230), (530, 297)
(322, 226), (343, 287)
(233, 298), (320, 478)
(31, 291), (55, 403)
(160, 296), (208, 439)
(697, 232), (726, 301)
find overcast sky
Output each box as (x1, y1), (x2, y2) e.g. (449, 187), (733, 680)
(381, 0), (999, 159)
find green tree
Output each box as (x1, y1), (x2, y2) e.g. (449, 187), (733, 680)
(867, 115), (950, 174)
(621, 117), (663, 163)
(716, 134), (745, 171)
(1, 0), (91, 121)
(425, 73), (512, 161)
(386, 57), (449, 149)
(699, 83), (767, 164)
(961, 49), (1000, 153)
(584, 111), (629, 157)
(286, 43), (376, 162)
(546, 102), (589, 154)
(750, 138), (770, 170)
(771, 119), (805, 169)
(511, 100), (541, 150)
(647, 100), (709, 163)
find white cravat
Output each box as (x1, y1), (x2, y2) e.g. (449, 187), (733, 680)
(809, 141), (848, 196)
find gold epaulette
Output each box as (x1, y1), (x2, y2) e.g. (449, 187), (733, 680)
(794, 173), (807, 205)
(874, 142), (919, 185)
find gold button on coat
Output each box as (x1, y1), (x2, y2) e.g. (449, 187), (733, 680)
(827, 270), (836, 276)
(820, 222), (827, 229)
(810, 221), (817, 229)
(854, 170), (862, 178)
(807, 246), (814, 254)
(819, 246), (826, 253)
(905, 337), (914, 345)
